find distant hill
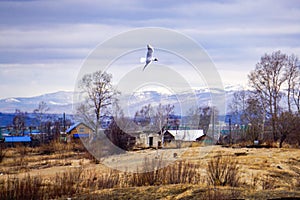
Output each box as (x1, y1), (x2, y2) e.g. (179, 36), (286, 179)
(0, 91), (74, 114)
(0, 85), (243, 115)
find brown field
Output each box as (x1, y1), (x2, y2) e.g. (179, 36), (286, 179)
(0, 142), (300, 199)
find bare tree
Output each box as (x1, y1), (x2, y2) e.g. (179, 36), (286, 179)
(134, 104), (153, 127)
(13, 109), (26, 135)
(277, 111), (298, 148)
(105, 118), (136, 151)
(287, 113), (300, 147)
(244, 95), (266, 141)
(292, 80), (300, 113)
(229, 90), (248, 125)
(228, 90), (267, 143)
(77, 70), (118, 136)
(33, 101), (50, 132)
(248, 50), (288, 141)
(187, 106), (216, 134)
(154, 103), (175, 147)
(284, 54), (300, 112)
(106, 102), (137, 150)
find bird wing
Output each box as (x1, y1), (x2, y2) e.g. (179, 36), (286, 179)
(146, 44), (153, 61)
(143, 44), (154, 71)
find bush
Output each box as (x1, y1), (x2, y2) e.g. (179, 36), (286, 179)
(127, 158), (201, 187)
(206, 154), (240, 187)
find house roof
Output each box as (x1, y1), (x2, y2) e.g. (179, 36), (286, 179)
(66, 122), (81, 133)
(66, 122), (94, 134)
(5, 136), (31, 143)
(165, 130), (204, 141)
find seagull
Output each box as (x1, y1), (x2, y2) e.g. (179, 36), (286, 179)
(141, 44), (158, 71)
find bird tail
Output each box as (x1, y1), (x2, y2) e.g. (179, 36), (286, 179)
(140, 57), (146, 63)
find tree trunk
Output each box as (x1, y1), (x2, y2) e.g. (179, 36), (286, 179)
(279, 134), (286, 148)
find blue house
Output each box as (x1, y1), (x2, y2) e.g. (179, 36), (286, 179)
(66, 122), (93, 140)
(5, 136), (32, 143)
(4, 136), (32, 147)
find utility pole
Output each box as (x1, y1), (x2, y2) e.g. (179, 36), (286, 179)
(212, 109), (215, 142)
(229, 117), (232, 145)
(63, 112), (66, 132)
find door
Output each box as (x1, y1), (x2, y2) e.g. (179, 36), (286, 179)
(149, 137), (153, 147)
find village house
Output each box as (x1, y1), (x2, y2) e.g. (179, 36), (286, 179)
(161, 129), (217, 147)
(3, 136), (32, 147)
(65, 122), (94, 141)
(136, 132), (160, 148)
(197, 134), (215, 145)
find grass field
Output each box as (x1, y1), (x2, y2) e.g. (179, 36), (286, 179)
(0, 142), (300, 199)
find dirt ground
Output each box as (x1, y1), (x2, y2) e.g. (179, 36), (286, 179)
(1, 144), (300, 199)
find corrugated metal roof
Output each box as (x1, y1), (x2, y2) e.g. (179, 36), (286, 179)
(166, 130), (204, 141)
(66, 122), (81, 133)
(5, 136), (31, 143)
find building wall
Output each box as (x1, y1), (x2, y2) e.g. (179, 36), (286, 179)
(148, 133), (160, 148)
(137, 133), (160, 148)
(69, 123), (93, 138)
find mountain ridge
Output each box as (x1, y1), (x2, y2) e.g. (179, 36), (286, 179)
(0, 85), (242, 115)
(0, 91), (74, 114)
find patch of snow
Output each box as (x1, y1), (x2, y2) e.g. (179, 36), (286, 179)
(5, 98), (20, 103)
(48, 101), (68, 106)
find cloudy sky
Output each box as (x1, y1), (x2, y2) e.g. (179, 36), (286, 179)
(0, 0), (299, 98)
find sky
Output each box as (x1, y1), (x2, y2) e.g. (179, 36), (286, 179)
(0, 0), (300, 98)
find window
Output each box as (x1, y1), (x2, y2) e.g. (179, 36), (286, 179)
(79, 127), (85, 133)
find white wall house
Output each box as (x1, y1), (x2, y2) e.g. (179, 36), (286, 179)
(137, 132), (160, 148)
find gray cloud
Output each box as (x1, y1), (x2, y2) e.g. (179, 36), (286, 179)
(0, 0), (299, 98)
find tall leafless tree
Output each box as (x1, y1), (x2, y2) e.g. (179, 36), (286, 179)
(248, 51), (288, 141)
(154, 103), (175, 147)
(284, 54), (300, 112)
(77, 70), (118, 137)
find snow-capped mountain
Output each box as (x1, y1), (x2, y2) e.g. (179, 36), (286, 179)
(0, 91), (74, 114)
(0, 85), (242, 115)
(120, 86), (237, 116)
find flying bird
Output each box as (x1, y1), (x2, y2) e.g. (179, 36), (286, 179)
(141, 44), (158, 71)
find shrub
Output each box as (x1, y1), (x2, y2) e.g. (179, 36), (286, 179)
(127, 159), (201, 187)
(206, 154), (240, 187)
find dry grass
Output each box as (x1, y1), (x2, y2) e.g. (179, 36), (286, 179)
(0, 160), (203, 199)
(126, 159), (201, 187)
(206, 153), (240, 187)
(0, 142), (300, 199)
